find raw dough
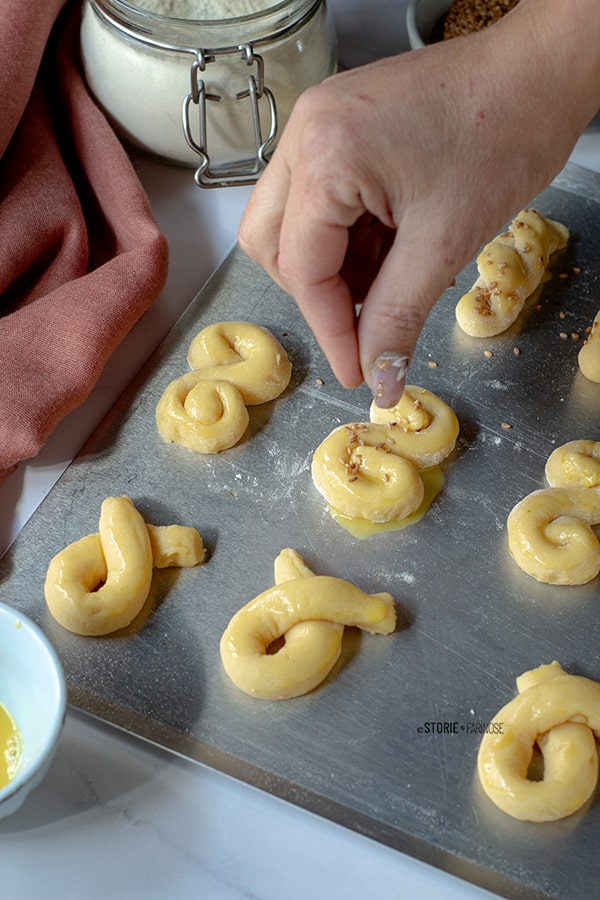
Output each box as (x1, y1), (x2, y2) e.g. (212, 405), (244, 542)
(507, 441), (600, 584)
(369, 385), (459, 467)
(156, 321), (291, 453)
(478, 662), (600, 822)
(313, 387), (458, 524)
(545, 440), (600, 489)
(220, 549), (396, 699)
(578, 310), (600, 383)
(456, 209), (569, 337)
(507, 486), (600, 585)
(45, 496), (204, 636)
(312, 422), (425, 523)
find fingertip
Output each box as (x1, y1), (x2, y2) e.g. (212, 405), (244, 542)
(367, 352), (410, 408)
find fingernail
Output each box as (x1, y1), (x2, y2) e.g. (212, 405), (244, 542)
(370, 352), (409, 408)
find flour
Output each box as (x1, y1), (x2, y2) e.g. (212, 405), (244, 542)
(138, 0), (274, 18)
(81, 0), (334, 170)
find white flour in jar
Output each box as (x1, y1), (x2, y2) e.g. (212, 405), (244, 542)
(80, 0), (334, 169)
(138, 0), (274, 17)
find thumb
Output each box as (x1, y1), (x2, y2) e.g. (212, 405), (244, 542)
(357, 233), (458, 408)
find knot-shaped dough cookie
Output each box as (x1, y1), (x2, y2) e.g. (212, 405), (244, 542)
(578, 310), (600, 383)
(456, 208), (569, 337)
(220, 549), (396, 699)
(478, 662), (600, 822)
(45, 496), (204, 636)
(507, 441), (600, 584)
(312, 387), (458, 524)
(156, 321), (291, 453)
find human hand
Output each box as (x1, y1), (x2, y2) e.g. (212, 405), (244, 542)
(238, 0), (599, 406)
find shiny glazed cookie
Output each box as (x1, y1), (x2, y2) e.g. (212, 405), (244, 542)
(45, 496), (204, 636)
(156, 321), (291, 453)
(478, 662), (600, 822)
(312, 387), (458, 524)
(507, 441), (600, 584)
(220, 549), (396, 700)
(456, 208), (569, 337)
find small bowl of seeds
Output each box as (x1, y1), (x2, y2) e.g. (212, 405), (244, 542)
(407, 0), (521, 50)
(0, 602), (66, 819)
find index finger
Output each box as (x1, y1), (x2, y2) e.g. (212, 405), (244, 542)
(277, 177), (365, 388)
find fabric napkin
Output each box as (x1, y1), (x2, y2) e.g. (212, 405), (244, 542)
(0, 0), (169, 484)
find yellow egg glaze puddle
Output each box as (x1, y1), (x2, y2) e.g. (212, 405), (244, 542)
(0, 702), (23, 790)
(330, 466), (445, 539)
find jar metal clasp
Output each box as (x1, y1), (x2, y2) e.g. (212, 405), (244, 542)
(182, 43), (278, 189)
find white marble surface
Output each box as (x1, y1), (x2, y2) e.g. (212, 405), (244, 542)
(1, 2), (600, 897)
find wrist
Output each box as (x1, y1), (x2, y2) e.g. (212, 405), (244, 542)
(505, 0), (600, 136)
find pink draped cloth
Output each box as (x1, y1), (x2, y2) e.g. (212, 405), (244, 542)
(0, 0), (169, 483)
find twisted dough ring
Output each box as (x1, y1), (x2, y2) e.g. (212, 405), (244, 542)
(507, 440), (600, 584)
(478, 662), (600, 822)
(156, 321), (292, 453)
(369, 386), (459, 468)
(507, 486), (600, 585)
(44, 496), (204, 636)
(220, 549), (396, 699)
(579, 310), (600, 383)
(312, 387), (458, 524)
(545, 440), (600, 489)
(456, 208), (569, 337)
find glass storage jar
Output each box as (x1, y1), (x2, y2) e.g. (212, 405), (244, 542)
(80, 0), (335, 187)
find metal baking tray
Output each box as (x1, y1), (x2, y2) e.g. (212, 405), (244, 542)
(2, 163), (600, 899)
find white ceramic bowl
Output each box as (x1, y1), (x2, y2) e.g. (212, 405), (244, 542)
(406, 0), (452, 49)
(0, 602), (66, 819)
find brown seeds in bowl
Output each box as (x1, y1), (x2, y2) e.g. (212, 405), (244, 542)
(431, 0), (520, 42)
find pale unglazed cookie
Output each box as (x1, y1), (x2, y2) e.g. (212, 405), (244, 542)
(578, 310), (600, 383)
(220, 549), (396, 700)
(478, 662), (600, 822)
(456, 208), (569, 337)
(545, 440), (600, 489)
(45, 496), (204, 636)
(157, 321), (292, 453)
(369, 385), (459, 468)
